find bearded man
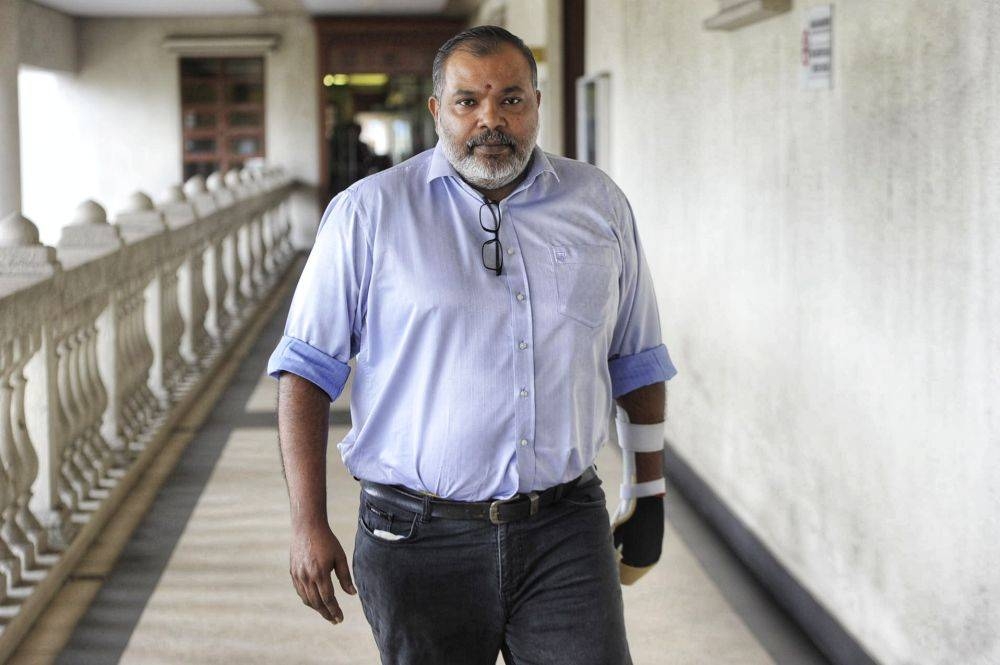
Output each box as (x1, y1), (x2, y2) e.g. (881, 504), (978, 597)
(268, 25), (677, 665)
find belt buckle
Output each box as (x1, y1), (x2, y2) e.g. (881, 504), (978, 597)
(488, 492), (540, 525)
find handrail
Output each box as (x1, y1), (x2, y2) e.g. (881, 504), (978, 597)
(0, 165), (297, 648)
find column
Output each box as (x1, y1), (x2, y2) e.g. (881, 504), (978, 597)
(0, 0), (22, 223)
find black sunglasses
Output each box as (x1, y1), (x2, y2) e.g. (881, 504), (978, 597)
(479, 199), (503, 276)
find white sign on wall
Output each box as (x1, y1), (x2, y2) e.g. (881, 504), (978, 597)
(801, 4), (833, 89)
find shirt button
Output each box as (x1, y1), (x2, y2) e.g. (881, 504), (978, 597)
(519, 438), (529, 447)
(516, 292), (525, 301)
(506, 247), (515, 255)
(519, 389), (528, 397)
(518, 341), (528, 350)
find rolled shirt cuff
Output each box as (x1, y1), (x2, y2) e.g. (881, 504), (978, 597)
(266, 335), (352, 401)
(608, 344), (677, 398)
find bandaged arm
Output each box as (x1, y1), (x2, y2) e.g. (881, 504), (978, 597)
(611, 381), (666, 585)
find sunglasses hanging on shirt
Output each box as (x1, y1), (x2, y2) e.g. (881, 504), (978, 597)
(479, 199), (503, 277)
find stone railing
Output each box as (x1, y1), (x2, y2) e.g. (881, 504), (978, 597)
(0, 166), (296, 651)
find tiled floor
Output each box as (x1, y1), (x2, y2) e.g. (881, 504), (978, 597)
(13, 269), (829, 665)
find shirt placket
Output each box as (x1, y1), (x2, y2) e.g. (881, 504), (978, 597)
(498, 200), (536, 493)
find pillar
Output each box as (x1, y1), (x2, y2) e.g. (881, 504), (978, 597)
(0, 0), (22, 222)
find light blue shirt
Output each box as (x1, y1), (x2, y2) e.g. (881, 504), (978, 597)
(267, 142), (677, 501)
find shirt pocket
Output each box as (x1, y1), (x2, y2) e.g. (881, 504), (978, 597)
(551, 244), (618, 329)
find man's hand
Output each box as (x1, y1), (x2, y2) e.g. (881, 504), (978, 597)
(277, 373), (355, 623)
(613, 497), (665, 570)
(290, 522), (356, 624)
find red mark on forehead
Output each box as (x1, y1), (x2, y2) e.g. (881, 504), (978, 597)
(485, 83), (493, 90)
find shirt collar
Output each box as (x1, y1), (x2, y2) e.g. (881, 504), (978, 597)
(426, 141), (560, 190)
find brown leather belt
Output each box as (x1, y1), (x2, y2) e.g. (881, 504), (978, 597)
(360, 466), (597, 525)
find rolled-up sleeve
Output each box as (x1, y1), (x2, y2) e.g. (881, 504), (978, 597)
(607, 187), (678, 398)
(266, 190), (372, 401)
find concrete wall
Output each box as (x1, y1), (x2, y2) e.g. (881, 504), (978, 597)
(19, 13), (320, 247)
(19, 0), (76, 73)
(586, 1), (1000, 664)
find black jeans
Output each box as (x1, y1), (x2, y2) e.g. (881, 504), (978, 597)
(352, 472), (633, 665)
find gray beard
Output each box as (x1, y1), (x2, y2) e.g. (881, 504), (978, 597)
(439, 126), (538, 191)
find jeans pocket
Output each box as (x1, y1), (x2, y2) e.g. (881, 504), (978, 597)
(551, 244), (617, 328)
(358, 496), (420, 544)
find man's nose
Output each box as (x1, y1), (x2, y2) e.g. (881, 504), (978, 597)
(477, 99), (506, 130)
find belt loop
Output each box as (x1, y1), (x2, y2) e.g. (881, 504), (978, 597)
(420, 494), (432, 523)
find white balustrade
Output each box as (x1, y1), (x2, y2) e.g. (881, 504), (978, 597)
(0, 166), (296, 639)
(208, 172), (246, 327)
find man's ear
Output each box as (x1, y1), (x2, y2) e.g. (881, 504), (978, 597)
(428, 95), (439, 122)
(535, 89), (542, 108)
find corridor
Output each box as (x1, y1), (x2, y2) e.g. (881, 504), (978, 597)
(10, 262), (827, 665)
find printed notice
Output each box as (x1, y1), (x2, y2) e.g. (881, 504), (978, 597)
(801, 4), (833, 89)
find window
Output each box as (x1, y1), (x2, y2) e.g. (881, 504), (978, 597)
(180, 57), (265, 181)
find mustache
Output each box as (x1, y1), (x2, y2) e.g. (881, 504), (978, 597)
(466, 130), (516, 150)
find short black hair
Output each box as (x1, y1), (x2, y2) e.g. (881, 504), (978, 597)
(432, 25), (538, 100)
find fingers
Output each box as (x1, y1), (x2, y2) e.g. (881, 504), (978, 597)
(314, 579), (344, 624)
(333, 555), (357, 596)
(289, 529), (356, 626)
(291, 563), (346, 624)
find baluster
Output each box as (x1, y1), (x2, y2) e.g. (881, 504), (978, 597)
(81, 316), (115, 491)
(75, 324), (107, 489)
(131, 283), (159, 454)
(11, 333), (55, 567)
(260, 205), (276, 280)
(121, 293), (145, 446)
(247, 215), (263, 295)
(2, 215), (74, 551)
(161, 182), (208, 367)
(25, 322), (77, 552)
(145, 270), (169, 407)
(278, 196), (294, 265)
(0, 341), (26, 592)
(223, 229), (244, 323)
(65, 326), (99, 504)
(184, 175), (227, 344)
(55, 333), (86, 517)
(238, 220), (255, 302)
(208, 171), (244, 324)
(115, 193), (177, 408)
(136, 285), (159, 419)
(171, 267), (186, 372)
(98, 291), (127, 469)
(240, 170), (268, 292)
(162, 268), (178, 393)
(57, 319), (92, 512)
(115, 295), (137, 444)
(202, 237), (228, 344)
(178, 246), (210, 365)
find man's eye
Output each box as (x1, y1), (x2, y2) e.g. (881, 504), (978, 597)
(504, 97), (522, 105)
(456, 99), (475, 107)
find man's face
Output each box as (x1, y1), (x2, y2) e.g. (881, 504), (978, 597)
(429, 43), (541, 191)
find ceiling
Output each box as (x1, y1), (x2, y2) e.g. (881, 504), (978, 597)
(31, 0), (452, 17)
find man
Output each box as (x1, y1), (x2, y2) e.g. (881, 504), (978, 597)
(267, 26), (677, 665)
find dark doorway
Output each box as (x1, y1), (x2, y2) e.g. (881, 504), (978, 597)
(315, 17), (464, 205)
(562, 0), (585, 161)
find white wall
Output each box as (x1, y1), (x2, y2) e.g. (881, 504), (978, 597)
(471, 0), (564, 156)
(587, 1), (1000, 664)
(19, 13), (320, 246)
